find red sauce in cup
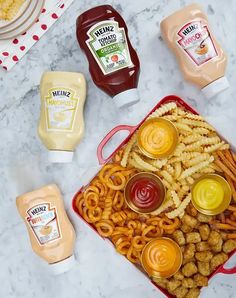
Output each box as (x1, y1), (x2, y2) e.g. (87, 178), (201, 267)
(125, 173), (165, 214)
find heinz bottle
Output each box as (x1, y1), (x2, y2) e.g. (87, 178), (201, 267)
(76, 5), (140, 108)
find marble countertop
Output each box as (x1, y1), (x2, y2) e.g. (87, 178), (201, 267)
(0, 0), (236, 297)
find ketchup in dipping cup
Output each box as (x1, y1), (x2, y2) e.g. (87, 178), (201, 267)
(137, 118), (178, 159)
(141, 238), (182, 279)
(124, 173), (165, 214)
(191, 174), (231, 215)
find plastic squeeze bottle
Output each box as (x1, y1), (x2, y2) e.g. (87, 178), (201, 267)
(76, 5), (140, 108)
(161, 3), (229, 98)
(38, 71), (86, 163)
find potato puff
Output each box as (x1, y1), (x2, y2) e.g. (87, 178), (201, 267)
(197, 213), (213, 223)
(186, 232), (201, 244)
(182, 214), (198, 229)
(220, 232), (228, 241)
(184, 243), (196, 259)
(181, 223), (193, 233)
(173, 286), (189, 298)
(210, 253), (228, 272)
(166, 278), (182, 292)
(153, 278), (167, 289)
(173, 230), (186, 246)
(182, 262), (198, 277)
(182, 278), (195, 288)
(211, 238), (223, 253)
(173, 270), (185, 281)
(186, 288), (201, 298)
(208, 231), (222, 246)
(195, 251), (213, 262)
(223, 239), (236, 254)
(197, 261), (211, 276)
(196, 241), (210, 252)
(198, 224), (210, 241)
(183, 257), (196, 266)
(193, 273), (208, 287)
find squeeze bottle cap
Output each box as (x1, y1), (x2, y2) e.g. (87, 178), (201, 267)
(49, 255), (76, 275)
(201, 76), (229, 99)
(48, 150), (74, 163)
(113, 88), (140, 108)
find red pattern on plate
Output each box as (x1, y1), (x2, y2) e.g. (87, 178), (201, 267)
(12, 55), (18, 62)
(20, 46), (26, 51)
(41, 24), (47, 30)
(13, 39), (19, 44)
(33, 35), (39, 41)
(51, 13), (58, 19)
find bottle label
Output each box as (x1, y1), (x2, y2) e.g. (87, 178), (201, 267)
(26, 203), (61, 245)
(86, 20), (133, 75)
(177, 20), (218, 66)
(45, 87), (78, 131)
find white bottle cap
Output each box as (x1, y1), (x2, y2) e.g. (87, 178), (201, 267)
(49, 255), (76, 275)
(113, 88), (140, 108)
(201, 76), (229, 99)
(48, 150), (74, 163)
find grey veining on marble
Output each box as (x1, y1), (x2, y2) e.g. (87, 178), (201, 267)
(0, 0), (236, 298)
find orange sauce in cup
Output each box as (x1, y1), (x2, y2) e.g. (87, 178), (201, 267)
(141, 238), (182, 278)
(137, 118), (178, 159)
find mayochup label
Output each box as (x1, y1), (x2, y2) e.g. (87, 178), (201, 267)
(177, 20), (218, 66)
(86, 20), (133, 75)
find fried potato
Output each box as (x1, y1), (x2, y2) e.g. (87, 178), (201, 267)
(182, 278), (195, 288)
(183, 257), (196, 265)
(167, 279), (181, 292)
(210, 253), (228, 272)
(173, 230), (186, 246)
(182, 214), (198, 229)
(173, 270), (185, 281)
(211, 238), (223, 253)
(182, 262), (198, 277)
(174, 286), (189, 298)
(184, 243), (196, 259)
(197, 261), (211, 276)
(181, 223), (193, 233)
(153, 278), (168, 289)
(193, 273), (208, 287)
(195, 251), (213, 262)
(208, 231), (221, 246)
(222, 239), (236, 254)
(186, 288), (201, 298)
(198, 224), (210, 240)
(196, 241), (210, 252)
(186, 232), (201, 244)
(197, 213), (213, 223)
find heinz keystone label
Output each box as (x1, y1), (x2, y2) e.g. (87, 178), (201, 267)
(177, 20), (218, 66)
(86, 20), (133, 75)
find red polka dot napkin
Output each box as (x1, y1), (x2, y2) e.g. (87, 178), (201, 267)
(0, 0), (74, 71)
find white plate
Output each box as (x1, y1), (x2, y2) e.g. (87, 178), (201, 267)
(0, 0), (45, 40)
(0, 0), (37, 35)
(0, 0), (31, 29)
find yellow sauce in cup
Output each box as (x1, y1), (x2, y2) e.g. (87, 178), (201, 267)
(192, 174), (232, 215)
(141, 238), (182, 278)
(137, 118), (178, 159)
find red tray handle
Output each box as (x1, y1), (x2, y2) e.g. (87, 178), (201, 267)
(97, 125), (137, 165)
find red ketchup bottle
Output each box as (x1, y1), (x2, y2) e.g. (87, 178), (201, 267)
(76, 5), (140, 108)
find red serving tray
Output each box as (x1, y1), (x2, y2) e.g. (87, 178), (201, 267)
(72, 95), (236, 298)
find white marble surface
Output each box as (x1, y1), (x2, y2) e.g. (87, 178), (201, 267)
(0, 0), (236, 297)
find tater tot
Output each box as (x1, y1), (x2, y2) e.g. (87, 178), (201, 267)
(186, 288), (201, 298)
(223, 239), (236, 254)
(186, 232), (201, 244)
(173, 230), (186, 246)
(181, 223), (193, 233)
(174, 271), (185, 280)
(183, 257), (195, 265)
(182, 262), (198, 277)
(211, 238), (223, 253)
(193, 273), (208, 287)
(174, 286), (189, 298)
(167, 279), (181, 292)
(153, 278), (167, 289)
(210, 253), (228, 272)
(220, 232), (228, 241)
(182, 278), (195, 288)
(196, 241), (210, 252)
(184, 243), (196, 259)
(198, 224), (210, 241)
(182, 214), (198, 229)
(195, 251), (213, 262)
(197, 213), (213, 223)
(198, 261), (211, 276)
(208, 231), (221, 246)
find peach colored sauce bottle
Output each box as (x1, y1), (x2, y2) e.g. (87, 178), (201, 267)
(160, 3), (229, 98)
(16, 184), (76, 275)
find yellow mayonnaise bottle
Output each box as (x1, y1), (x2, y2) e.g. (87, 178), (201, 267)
(38, 71), (86, 163)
